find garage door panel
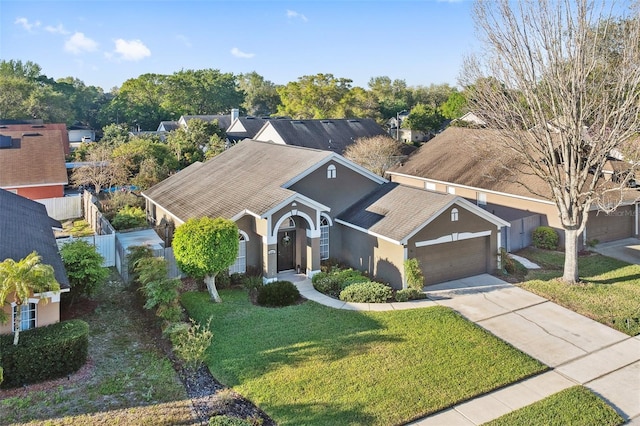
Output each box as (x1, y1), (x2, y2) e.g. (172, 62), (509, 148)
(587, 207), (634, 243)
(416, 237), (489, 286)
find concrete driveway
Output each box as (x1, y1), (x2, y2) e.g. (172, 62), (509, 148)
(417, 274), (640, 424)
(593, 238), (640, 264)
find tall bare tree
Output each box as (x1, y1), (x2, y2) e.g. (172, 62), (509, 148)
(344, 135), (403, 177)
(462, 0), (640, 283)
(71, 145), (129, 194)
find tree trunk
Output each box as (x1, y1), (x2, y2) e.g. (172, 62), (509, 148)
(562, 228), (580, 284)
(13, 303), (21, 345)
(204, 274), (222, 303)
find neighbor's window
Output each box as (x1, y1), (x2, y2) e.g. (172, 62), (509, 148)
(13, 302), (36, 331)
(228, 234), (247, 274)
(451, 208), (459, 222)
(425, 182), (436, 191)
(327, 164), (337, 179)
(447, 186), (456, 195)
(320, 216), (330, 260)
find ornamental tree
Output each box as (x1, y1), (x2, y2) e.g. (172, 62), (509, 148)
(60, 239), (109, 306)
(172, 217), (238, 302)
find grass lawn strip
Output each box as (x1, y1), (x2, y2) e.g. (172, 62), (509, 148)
(182, 290), (547, 426)
(482, 386), (624, 426)
(517, 248), (640, 336)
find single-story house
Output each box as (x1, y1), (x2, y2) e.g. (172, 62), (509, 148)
(387, 126), (640, 248)
(0, 189), (70, 335)
(142, 140), (508, 288)
(0, 125), (69, 200)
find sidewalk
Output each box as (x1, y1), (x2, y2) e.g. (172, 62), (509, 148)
(284, 272), (640, 425)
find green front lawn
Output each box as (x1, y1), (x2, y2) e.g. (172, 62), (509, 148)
(182, 290), (546, 426)
(517, 248), (640, 336)
(483, 386), (624, 426)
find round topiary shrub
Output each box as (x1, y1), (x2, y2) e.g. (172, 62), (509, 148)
(532, 226), (559, 250)
(257, 280), (300, 307)
(339, 281), (393, 303)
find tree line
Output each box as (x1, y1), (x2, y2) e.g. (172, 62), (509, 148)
(0, 60), (468, 133)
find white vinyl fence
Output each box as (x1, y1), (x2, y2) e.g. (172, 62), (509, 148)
(37, 196), (82, 221)
(57, 234), (116, 267)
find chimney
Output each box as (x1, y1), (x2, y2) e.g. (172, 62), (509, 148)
(231, 108), (239, 122)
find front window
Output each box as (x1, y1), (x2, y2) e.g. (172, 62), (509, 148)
(451, 208), (459, 222)
(13, 302), (36, 331)
(228, 234), (247, 274)
(320, 216), (330, 260)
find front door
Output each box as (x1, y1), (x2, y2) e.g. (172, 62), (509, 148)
(277, 230), (296, 271)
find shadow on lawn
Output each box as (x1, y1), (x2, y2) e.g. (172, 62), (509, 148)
(266, 401), (376, 426)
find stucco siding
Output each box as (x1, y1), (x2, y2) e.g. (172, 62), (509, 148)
(290, 161), (381, 216)
(235, 215), (262, 271)
(338, 224), (404, 288)
(0, 299), (60, 335)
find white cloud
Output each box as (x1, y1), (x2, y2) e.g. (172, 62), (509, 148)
(286, 10), (308, 22)
(231, 47), (255, 59)
(45, 24), (69, 35)
(65, 32), (98, 54)
(15, 17), (40, 31)
(112, 39), (151, 61)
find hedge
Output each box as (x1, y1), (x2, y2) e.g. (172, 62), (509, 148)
(0, 319), (89, 388)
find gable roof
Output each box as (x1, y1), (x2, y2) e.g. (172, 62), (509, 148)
(226, 116), (276, 143)
(143, 140), (337, 222)
(336, 183), (507, 244)
(179, 115), (233, 131)
(0, 189), (69, 288)
(0, 128), (69, 189)
(253, 118), (387, 154)
(157, 121), (179, 132)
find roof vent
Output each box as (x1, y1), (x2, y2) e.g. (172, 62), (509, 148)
(0, 135), (12, 148)
(292, 120), (304, 124)
(347, 119), (359, 123)
(22, 132), (42, 137)
(31, 124), (45, 128)
(320, 120), (333, 124)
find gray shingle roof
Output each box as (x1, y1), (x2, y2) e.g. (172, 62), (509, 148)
(337, 182), (457, 243)
(256, 118), (387, 154)
(182, 115), (233, 131)
(226, 117), (274, 143)
(0, 189), (69, 288)
(142, 140), (333, 221)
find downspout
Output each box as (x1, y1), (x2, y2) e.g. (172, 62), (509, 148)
(403, 245), (408, 290)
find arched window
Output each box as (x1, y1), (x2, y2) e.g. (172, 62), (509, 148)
(327, 164), (337, 179)
(229, 233), (248, 274)
(451, 208), (459, 222)
(320, 216), (330, 260)
(13, 301), (37, 331)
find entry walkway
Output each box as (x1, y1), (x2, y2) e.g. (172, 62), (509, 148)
(282, 272), (640, 425)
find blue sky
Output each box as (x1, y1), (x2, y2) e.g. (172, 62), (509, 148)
(0, 0), (477, 92)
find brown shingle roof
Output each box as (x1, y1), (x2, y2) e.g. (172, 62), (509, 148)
(0, 129), (68, 188)
(337, 183), (457, 243)
(142, 140), (333, 221)
(388, 127), (552, 201)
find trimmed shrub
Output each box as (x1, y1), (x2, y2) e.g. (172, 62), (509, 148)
(257, 281), (300, 307)
(0, 319), (89, 388)
(230, 273), (245, 287)
(313, 267), (369, 298)
(532, 226), (559, 250)
(111, 205), (147, 230)
(404, 258), (425, 291)
(395, 288), (427, 302)
(242, 275), (263, 292)
(339, 281), (393, 303)
(60, 239), (109, 304)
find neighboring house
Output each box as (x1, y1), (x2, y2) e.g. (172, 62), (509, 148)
(68, 124), (95, 150)
(157, 121), (179, 132)
(226, 116), (280, 144)
(177, 110), (238, 132)
(0, 189), (70, 335)
(0, 125), (69, 200)
(142, 140), (508, 288)
(252, 118), (388, 154)
(387, 126), (640, 248)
